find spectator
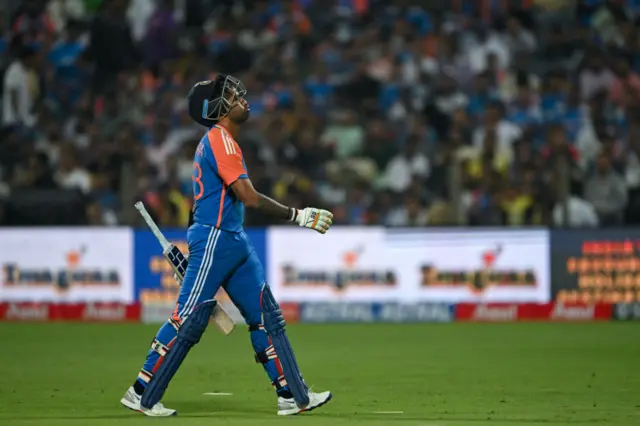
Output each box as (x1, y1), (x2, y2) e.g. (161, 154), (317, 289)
(320, 109), (364, 160)
(466, 26), (509, 73)
(147, 182), (190, 227)
(504, 14), (537, 60)
(579, 49), (615, 102)
(388, 195), (429, 227)
(11, 0), (56, 47)
(383, 135), (430, 193)
(464, 128), (511, 185)
(145, 121), (174, 182)
(55, 145), (91, 194)
(433, 74), (469, 117)
(0, 1), (638, 229)
(2, 45), (40, 130)
(89, 0), (139, 94)
(472, 101), (522, 157)
(540, 124), (580, 183)
(609, 53), (640, 109)
(468, 169), (505, 226)
(507, 74), (542, 132)
(127, 0), (156, 43)
(318, 164), (347, 208)
(142, 0), (178, 74)
(585, 152), (628, 226)
(47, 20), (89, 112)
(15, 152), (56, 189)
(500, 182), (534, 226)
(553, 192), (599, 228)
(467, 71), (495, 120)
(46, 0), (86, 33)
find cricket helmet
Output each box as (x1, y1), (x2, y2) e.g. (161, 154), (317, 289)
(187, 74), (247, 127)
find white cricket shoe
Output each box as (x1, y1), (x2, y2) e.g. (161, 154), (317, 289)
(277, 390), (332, 416)
(120, 386), (177, 417)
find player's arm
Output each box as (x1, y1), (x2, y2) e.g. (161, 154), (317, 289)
(230, 178), (290, 219)
(214, 138), (333, 233)
(230, 178), (333, 234)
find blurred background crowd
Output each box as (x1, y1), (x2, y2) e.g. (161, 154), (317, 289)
(1, 0), (640, 228)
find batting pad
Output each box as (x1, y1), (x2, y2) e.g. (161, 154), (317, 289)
(261, 285), (310, 407)
(141, 299), (216, 409)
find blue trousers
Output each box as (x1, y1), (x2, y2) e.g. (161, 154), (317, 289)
(136, 223), (289, 395)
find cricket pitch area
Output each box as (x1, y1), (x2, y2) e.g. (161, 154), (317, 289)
(1, 323), (638, 426)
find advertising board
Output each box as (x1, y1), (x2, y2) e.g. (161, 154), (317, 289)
(387, 229), (550, 302)
(455, 302), (612, 321)
(0, 302), (140, 322)
(0, 228), (134, 302)
(298, 302), (454, 323)
(612, 303), (640, 320)
(268, 228), (550, 303)
(550, 230), (640, 303)
(267, 227), (398, 302)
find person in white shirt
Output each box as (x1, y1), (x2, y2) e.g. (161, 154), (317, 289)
(383, 137), (430, 193)
(505, 15), (537, 59)
(56, 147), (92, 194)
(387, 196), (429, 227)
(467, 26), (510, 73)
(472, 101), (522, 157)
(2, 46), (40, 129)
(553, 195), (599, 228)
(579, 51), (615, 102)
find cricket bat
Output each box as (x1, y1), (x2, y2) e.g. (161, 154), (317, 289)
(135, 201), (236, 335)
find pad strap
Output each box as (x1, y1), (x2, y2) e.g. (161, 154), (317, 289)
(274, 374), (288, 390)
(248, 324), (265, 332)
(169, 316), (181, 331)
(254, 345), (278, 364)
(151, 338), (170, 357)
(138, 369), (153, 384)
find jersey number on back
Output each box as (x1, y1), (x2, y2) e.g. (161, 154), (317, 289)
(193, 162), (204, 200)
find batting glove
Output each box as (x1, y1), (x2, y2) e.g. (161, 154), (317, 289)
(290, 207), (334, 234)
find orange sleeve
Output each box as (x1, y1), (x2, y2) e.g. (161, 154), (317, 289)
(207, 129), (248, 186)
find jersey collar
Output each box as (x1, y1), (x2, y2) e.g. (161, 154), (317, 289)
(215, 124), (231, 134)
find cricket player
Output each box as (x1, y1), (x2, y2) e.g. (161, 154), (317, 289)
(120, 74), (333, 417)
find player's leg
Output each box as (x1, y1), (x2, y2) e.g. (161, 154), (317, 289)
(120, 314), (181, 416)
(122, 224), (225, 416)
(224, 251), (290, 397)
(140, 225), (232, 410)
(223, 245), (332, 415)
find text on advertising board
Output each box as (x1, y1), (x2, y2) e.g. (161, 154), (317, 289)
(3, 245), (121, 292)
(282, 244), (396, 291)
(421, 243), (537, 293)
(560, 240), (640, 303)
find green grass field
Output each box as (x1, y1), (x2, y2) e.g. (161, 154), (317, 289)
(0, 323), (638, 426)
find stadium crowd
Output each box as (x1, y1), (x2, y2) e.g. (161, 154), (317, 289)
(1, 0), (640, 228)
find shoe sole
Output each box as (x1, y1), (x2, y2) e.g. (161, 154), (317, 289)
(120, 397), (177, 417)
(121, 397), (144, 414)
(277, 392), (333, 416)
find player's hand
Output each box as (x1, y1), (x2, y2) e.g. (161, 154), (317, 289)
(295, 208), (333, 234)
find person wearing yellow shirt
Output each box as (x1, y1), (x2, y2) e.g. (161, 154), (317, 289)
(461, 129), (512, 185)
